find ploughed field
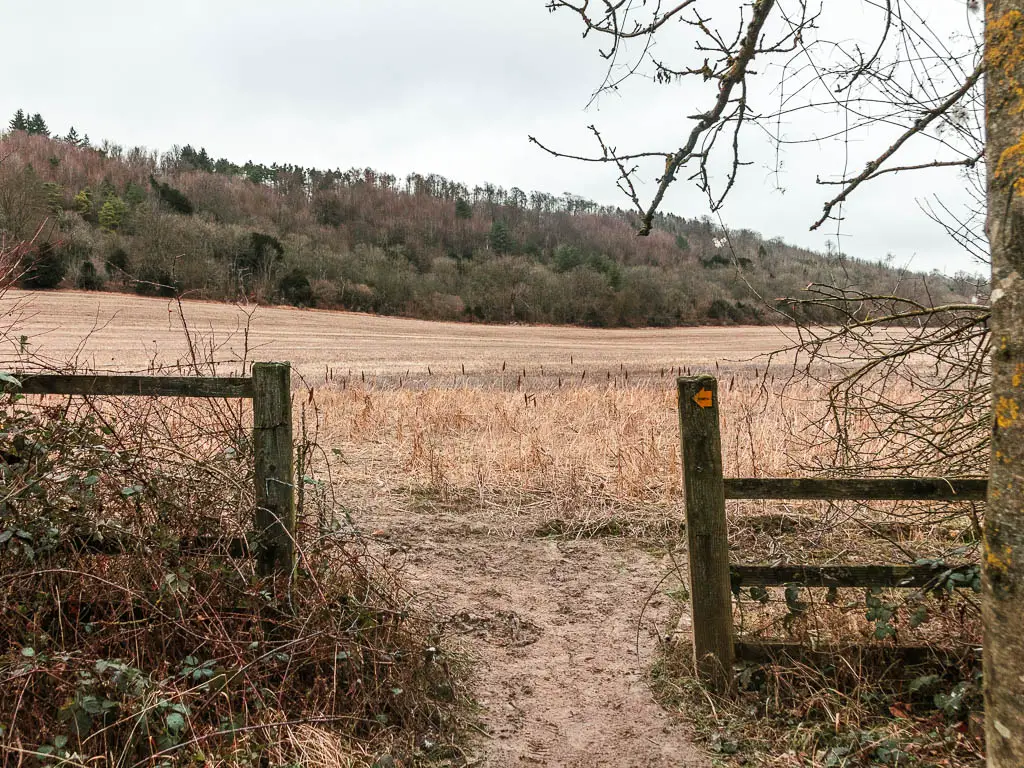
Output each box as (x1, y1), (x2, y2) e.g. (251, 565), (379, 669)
(2, 289), (790, 378)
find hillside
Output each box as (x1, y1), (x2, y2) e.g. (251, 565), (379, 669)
(0, 116), (981, 327)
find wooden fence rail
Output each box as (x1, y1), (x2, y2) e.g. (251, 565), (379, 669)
(12, 375), (255, 399)
(676, 375), (986, 692)
(2, 363), (293, 577)
(724, 477), (986, 501)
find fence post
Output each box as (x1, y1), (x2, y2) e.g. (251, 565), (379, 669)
(252, 362), (294, 577)
(677, 375), (735, 692)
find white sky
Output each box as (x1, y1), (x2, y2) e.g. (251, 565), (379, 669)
(1, 0), (985, 274)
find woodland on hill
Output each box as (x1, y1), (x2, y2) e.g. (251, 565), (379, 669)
(0, 111), (981, 327)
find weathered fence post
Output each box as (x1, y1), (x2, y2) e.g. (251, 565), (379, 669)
(252, 362), (295, 577)
(677, 375), (735, 692)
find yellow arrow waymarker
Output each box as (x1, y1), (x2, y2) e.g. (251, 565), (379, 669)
(693, 388), (713, 408)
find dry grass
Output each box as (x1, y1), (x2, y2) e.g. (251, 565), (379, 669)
(314, 372), (976, 547)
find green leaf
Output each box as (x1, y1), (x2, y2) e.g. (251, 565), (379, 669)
(874, 624), (896, 640)
(165, 711), (186, 734)
(20, 646), (35, 657)
(81, 695), (105, 715)
(909, 674), (941, 694)
(53, 735), (68, 750)
(909, 606), (929, 628)
(0, 372), (22, 389)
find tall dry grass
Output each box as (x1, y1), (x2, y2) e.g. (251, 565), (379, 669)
(312, 370), (982, 652)
(314, 372), (974, 545)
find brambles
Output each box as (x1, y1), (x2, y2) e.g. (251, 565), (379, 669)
(0, 284), (465, 765)
(0, 384), (463, 767)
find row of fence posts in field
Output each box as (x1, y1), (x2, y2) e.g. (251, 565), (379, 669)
(6, 363), (296, 577)
(319, 362), (756, 392)
(677, 375), (987, 692)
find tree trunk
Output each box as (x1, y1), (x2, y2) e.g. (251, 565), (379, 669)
(984, 3), (1024, 764)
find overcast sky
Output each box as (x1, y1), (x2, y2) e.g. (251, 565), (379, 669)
(2, 0), (985, 274)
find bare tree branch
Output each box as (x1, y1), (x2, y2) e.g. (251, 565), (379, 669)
(810, 61), (985, 231)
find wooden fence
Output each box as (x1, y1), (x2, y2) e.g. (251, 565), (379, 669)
(3, 362), (295, 577)
(677, 375), (986, 692)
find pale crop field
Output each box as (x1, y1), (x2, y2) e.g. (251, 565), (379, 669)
(1, 289), (792, 376)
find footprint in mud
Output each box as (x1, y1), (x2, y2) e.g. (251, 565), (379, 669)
(449, 609), (542, 647)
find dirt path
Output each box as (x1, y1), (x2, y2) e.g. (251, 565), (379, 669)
(366, 501), (709, 767)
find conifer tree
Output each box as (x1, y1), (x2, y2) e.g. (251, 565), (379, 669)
(8, 109), (27, 132)
(64, 126), (81, 146)
(26, 113), (49, 136)
(73, 188), (92, 214)
(42, 182), (64, 215)
(98, 196), (127, 232)
(488, 220), (512, 255)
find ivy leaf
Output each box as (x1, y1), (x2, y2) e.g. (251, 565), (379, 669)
(909, 606), (929, 628)
(908, 674), (941, 695)
(165, 711), (186, 734)
(0, 372), (22, 389)
(874, 624), (896, 640)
